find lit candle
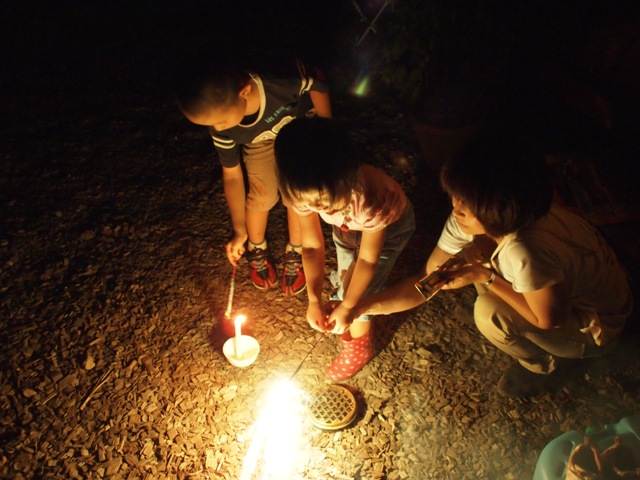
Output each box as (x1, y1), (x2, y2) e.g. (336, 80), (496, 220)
(234, 315), (245, 359)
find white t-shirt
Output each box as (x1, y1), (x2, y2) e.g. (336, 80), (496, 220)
(437, 205), (633, 344)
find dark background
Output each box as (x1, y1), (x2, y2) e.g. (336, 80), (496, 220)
(3, 0), (639, 273)
(3, 0), (640, 162)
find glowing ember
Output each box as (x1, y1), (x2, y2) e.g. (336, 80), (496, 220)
(239, 377), (308, 479)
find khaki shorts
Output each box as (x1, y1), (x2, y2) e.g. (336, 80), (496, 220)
(243, 141), (279, 211)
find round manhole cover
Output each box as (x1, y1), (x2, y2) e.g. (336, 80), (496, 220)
(306, 384), (357, 430)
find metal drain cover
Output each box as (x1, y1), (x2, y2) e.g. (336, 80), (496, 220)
(306, 384), (357, 430)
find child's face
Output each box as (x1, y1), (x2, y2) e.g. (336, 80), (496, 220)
(183, 96), (247, 131)
(451, 197), (486, 236)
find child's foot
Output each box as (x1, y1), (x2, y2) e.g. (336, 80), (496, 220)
(281, 250), (306, 296)
(326, 332), (374, 381)
(246, 248), (278, 290)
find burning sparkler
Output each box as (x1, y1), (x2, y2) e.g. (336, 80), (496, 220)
(239, 377), (308, 479)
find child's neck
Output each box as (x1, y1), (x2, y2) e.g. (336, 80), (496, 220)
(245, 78), (261, 116)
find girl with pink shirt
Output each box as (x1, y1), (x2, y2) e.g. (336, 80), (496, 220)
(275, 118), (415, 381)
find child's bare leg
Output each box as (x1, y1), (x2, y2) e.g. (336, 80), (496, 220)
(350, 318), (371, 338)
(245, 208), (277, 289)
(286, 206), (302, 249)
(246, 209), (269, 249)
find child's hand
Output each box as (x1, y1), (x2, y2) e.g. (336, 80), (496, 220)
(226, 234), (247, 266)
(307, 301), (329, 332)
(441, 264), (491, 291)
(327, 303), (353, 335)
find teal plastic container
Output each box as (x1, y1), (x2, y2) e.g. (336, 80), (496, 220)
(533, 415), (640, 480)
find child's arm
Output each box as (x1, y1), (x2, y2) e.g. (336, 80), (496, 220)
(354, 245), (452, 317)
(310, 90), (332, 118)
(222, 165), (248, 265)
(443, 263), (571, 329)
(328, 229), (386, 332)
(522, 281), (572, 329)
(299, 212), (328, 331)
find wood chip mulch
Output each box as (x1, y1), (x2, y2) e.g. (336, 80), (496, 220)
(2, 8), (640, 479)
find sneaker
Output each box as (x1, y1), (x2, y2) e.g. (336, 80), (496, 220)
(497, 363), (558, 398)
(281, 250), (306, 296)
(246, 248), (278, 290)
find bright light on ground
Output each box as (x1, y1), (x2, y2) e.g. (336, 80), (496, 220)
(239, 377), (309, 480)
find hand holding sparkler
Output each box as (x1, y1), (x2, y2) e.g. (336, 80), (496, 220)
(306, 300), (330, 332)
(225, 234), (247, 266)
(440, 263), (496, 291)
(414, 253), (468, 301)
(327, 303), (353, 335)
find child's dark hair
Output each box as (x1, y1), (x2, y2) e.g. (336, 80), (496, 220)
(440, 134), (553, 237)
(275, 118), (361, 208)
(173, 54), (251, 117)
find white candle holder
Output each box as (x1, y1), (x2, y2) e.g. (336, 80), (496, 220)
(223, 335), (260, 368)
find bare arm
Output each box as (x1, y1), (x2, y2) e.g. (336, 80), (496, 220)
(355, 245), (454, 316)
(299, 213), (329, 331)
(222, 165), (248, 264)
(443, 264), (572, 329)
(490, 276), (570, 329)
(341, 229), (386, 309)
(310, 90), (332, 118)
(425, 246), (454, 278)
(222, 164), (247, 236)
(522, 280), (572, 329)
(299, 212), (326, 303)
(328, 229), (386, 333)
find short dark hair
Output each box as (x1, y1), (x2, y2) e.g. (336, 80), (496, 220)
(275, 117), (361, 208)
(173, 54), (251, 116)
(440, 134), (553, 237)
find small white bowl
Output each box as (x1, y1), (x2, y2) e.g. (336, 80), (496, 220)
(223, 335), (260, 367)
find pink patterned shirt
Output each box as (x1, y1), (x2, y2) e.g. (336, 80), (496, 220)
(292, 165), (408, 232)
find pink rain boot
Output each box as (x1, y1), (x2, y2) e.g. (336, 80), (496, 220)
(326, 331), (374, 381)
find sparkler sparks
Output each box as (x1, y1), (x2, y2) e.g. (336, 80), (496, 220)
(239, 377), (309, 480)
